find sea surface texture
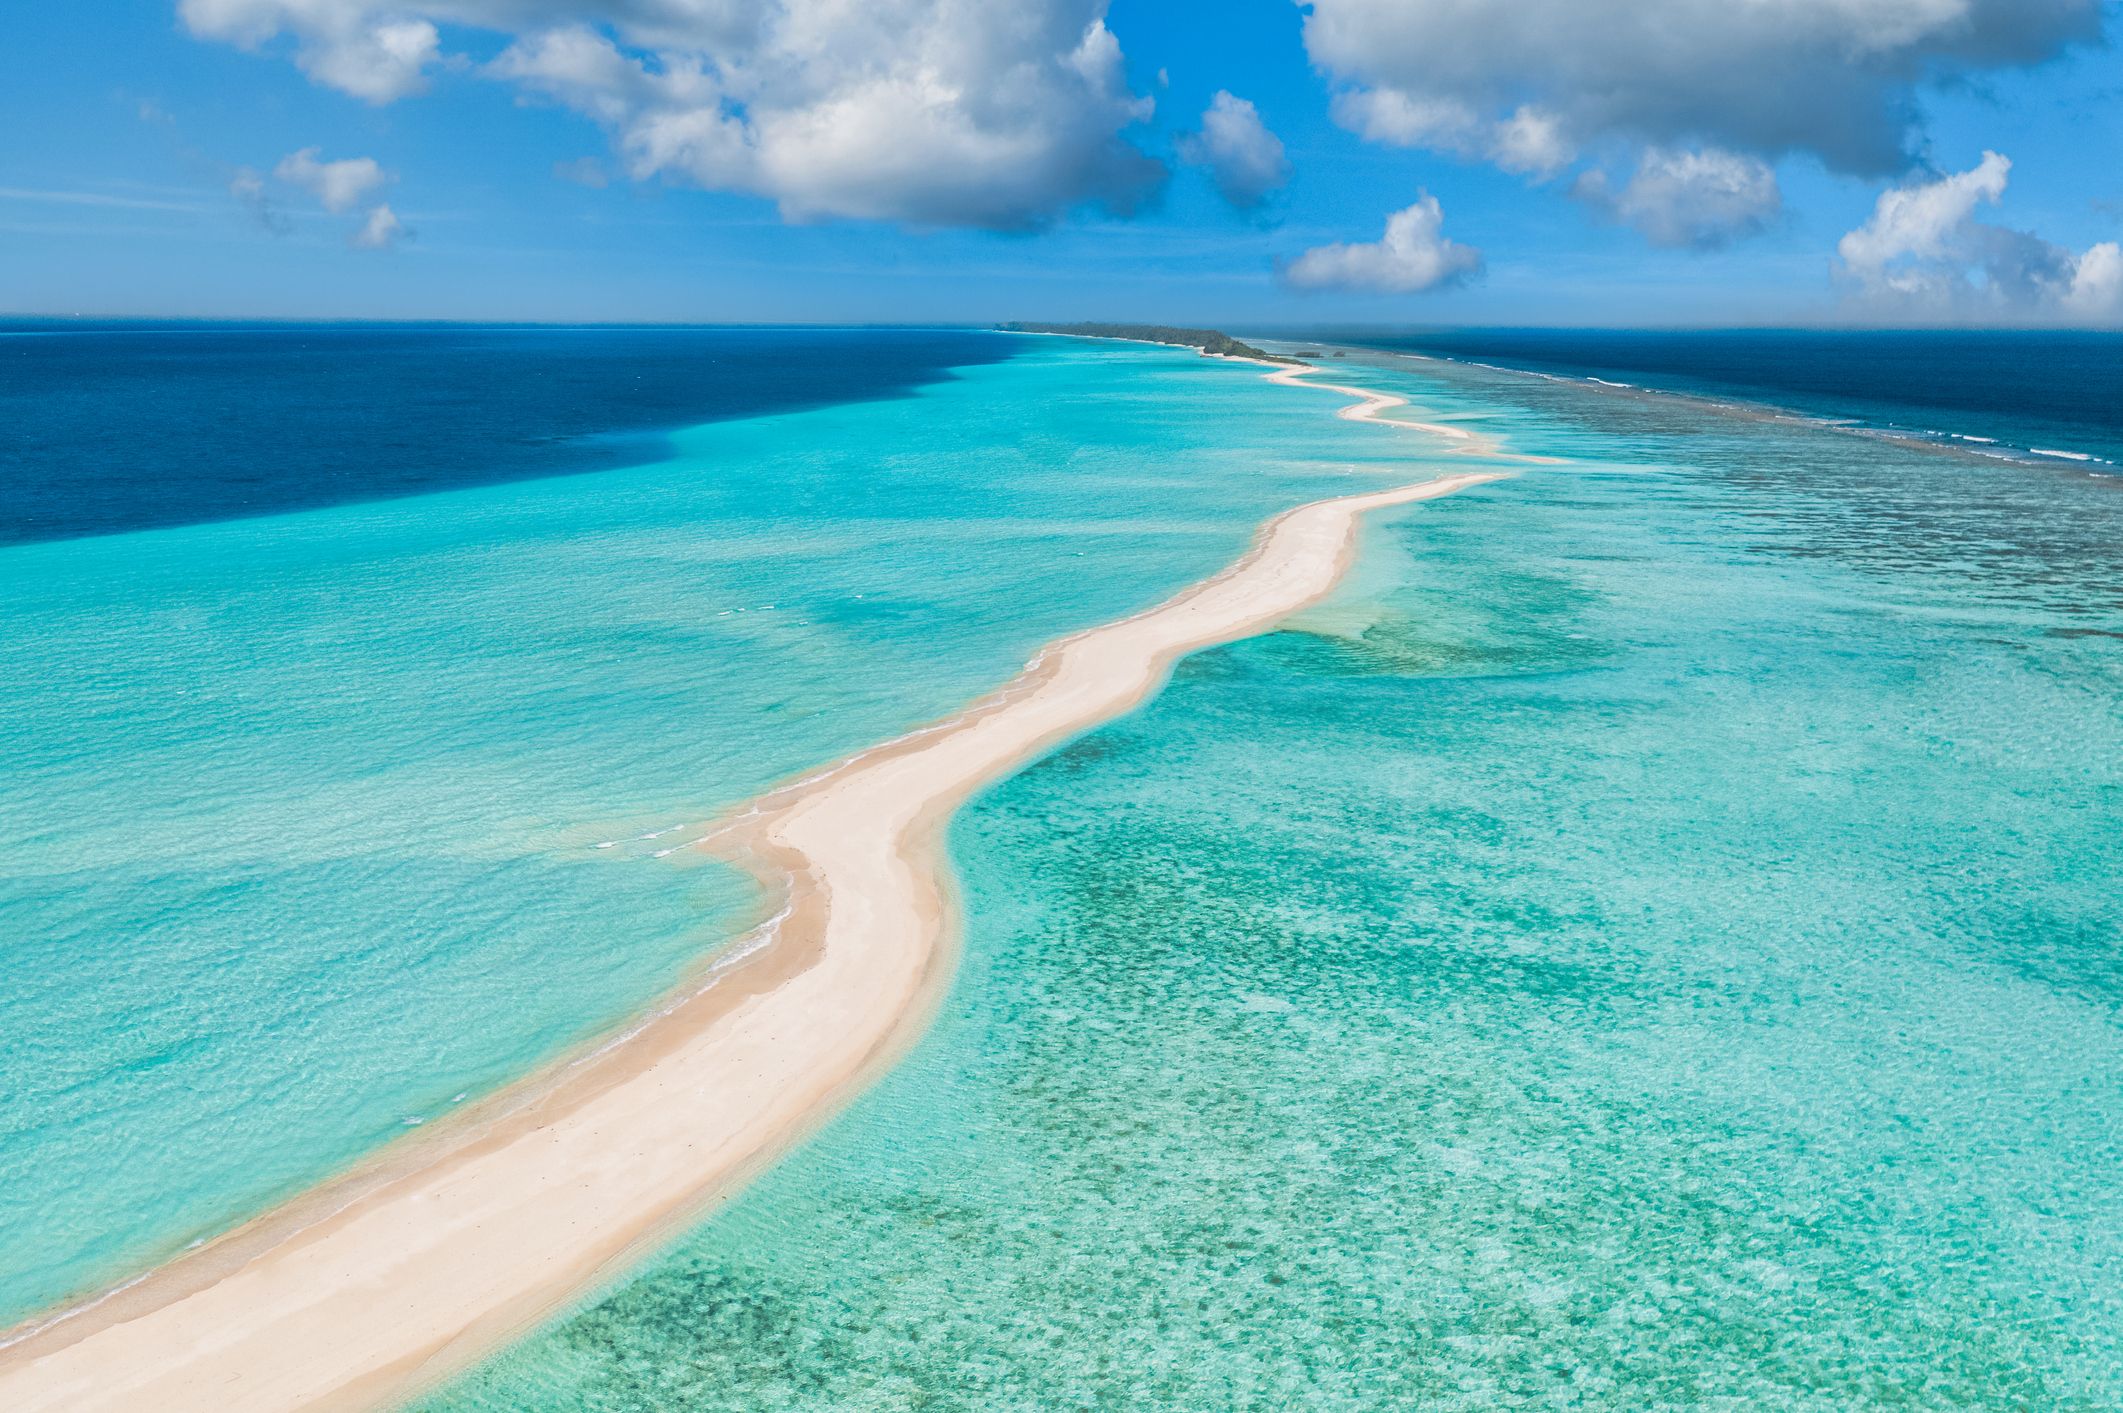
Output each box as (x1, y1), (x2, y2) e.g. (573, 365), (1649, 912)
(0, 324), (1011, 545)
(435, 340), (2123, 1408)
(0, 329), (1423, 1323)
(1338, 327), (2123, 471)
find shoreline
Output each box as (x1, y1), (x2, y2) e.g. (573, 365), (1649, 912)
(0, 360), (1516, 1411)
(1012, 328), (1559, 465)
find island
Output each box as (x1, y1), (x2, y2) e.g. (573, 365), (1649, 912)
(999, 322), (1310, 364)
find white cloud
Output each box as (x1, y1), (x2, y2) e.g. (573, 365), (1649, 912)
(183, 0), (438, 102)
(273, 146), (389, 212)
(1304, 0), (2099, 180)
(1575, 147), (1782, 249)
(232, 146), (402, 246)
(351, 202), (406, 248)
(1304, 0), (2098, 254)
(1332, 89), (1572, 180)
(1836, 152), (2123, 324)
(489, 24), (677, 126)
(182, 0), (1164, 231)
(2065, 243), (2123, 319)
(1838, 150), (2010, 273)
(1282, 194), (1480, 294)
(1329, 87), (1466, 148)
(1178, 91), (1289, 210)
(1490, 105), (1572, 180)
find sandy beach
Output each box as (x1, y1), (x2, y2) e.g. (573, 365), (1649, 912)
(1266, 362), (1476, 441)
(1257, 359), (1564, 465)
(0, 363), (1511, 1411)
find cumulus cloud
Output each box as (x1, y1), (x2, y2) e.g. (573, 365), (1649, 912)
(1836, 152), (2123, 324)
(1282, 194), (1480, 294)
(1839, 150), (2012, 274)
(1303, 0), (2099, 181)
(183, 0), (439, 102)
(181, 0), (1164, 230)
(2065, 242), (2123, 320)
(1178, 91), (1289, 210)
(273, 145), (388, 211)
(350, 201), (406, 248)
(231, 146), (401, 247)
(1574, 147), (1783, 249)
(1331, 89), (1571, 180)
(1305, 0), (2099, 256)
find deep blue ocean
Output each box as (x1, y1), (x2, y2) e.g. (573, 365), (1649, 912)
(1303, 328), (2123, 472)
(0, 323), (1010, 545)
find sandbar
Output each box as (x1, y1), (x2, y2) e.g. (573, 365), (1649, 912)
(0, 362), (1515, 1410)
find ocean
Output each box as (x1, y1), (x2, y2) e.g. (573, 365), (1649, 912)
(1316, 327), (2123, 472)
(430, 333), (2122, 1409)
(0, 326), (1424, 1324)
(5, 325), (2119, 1405)
(0, 324), (1013, 545)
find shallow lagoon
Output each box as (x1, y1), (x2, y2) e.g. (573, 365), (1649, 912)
(436, 352), (2123, 1408)
(2, 334), (1462, 1321)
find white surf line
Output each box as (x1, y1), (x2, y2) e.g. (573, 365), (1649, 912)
(0, 372), (1518, 1413)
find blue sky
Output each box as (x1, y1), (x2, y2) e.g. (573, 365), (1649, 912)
(3, 0), (2119, 326)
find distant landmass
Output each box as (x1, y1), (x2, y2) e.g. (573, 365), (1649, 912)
(1000, 322), (1307, 364)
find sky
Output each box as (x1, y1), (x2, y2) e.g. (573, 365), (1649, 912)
(2, 0), (2120, 327)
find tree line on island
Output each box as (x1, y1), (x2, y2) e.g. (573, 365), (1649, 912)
(999, 322), (1316, 364)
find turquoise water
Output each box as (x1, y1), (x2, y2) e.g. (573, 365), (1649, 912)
(1, 335), (1442, 1323)
(435, 352), (2123, 1407)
